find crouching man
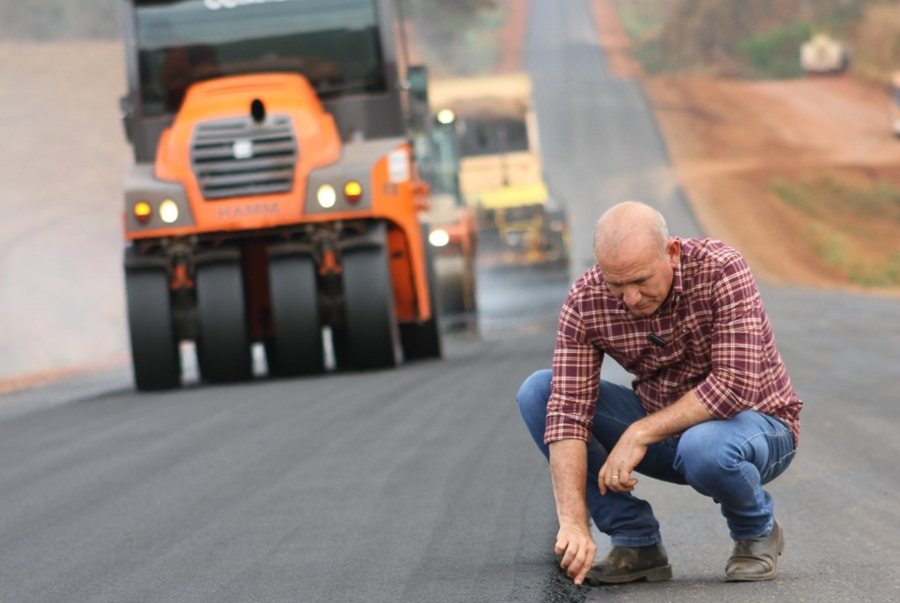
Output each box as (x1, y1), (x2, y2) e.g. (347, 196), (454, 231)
(517, 201), (802, 585)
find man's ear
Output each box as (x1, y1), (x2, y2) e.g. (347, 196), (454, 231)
(666, 238), (681, 268)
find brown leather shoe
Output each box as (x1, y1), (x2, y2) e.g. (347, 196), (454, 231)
(585, 542), (673, 584)
(725, 521), (785, 582)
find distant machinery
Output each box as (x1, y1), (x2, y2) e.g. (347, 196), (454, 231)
(800, 33), (850, 75)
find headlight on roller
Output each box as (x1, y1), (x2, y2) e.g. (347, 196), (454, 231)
(317, 184), (337, 209)
(159, 199), (179, 224)
(437, 109), (455, 124)
(429, 229), (450, 247)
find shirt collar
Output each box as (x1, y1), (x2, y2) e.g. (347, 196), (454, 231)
(655, 238), (684, 314)
(670, 237), (684, 301)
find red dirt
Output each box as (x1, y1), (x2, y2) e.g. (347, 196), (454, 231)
(495, 0), (529, 73)
(641, 76), (900, 290)
(591, 0), (643, 79)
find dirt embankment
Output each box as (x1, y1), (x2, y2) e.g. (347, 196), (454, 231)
(0, 42), (131, 391)
(643, 76), (900, 289)
(593, 0), (900, 293)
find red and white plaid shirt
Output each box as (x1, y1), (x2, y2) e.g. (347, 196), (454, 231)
(545, 238), (802, 447)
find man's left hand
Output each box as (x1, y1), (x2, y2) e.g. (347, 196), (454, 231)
(598, 427), (648, 495)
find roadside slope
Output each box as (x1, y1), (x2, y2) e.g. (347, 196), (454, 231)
(593, 0), (900, 292)
(0, 42), (130, 387)
(644, 75), (900, 289)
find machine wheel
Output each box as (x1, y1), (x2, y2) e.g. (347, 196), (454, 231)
(401, 239), (443, 361)
(341, 239), (402, 370)
(195, 261), (253, 383)
(267, 254), (324, 376)
(330, 325), (352, 371)
(465, 254), (478, 313)
(125, 268), (181, 391)
(435, 255), (468, 315)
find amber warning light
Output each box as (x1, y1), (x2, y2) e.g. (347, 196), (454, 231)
(344, 181), (363, 203)
(134, 201), (152, 224)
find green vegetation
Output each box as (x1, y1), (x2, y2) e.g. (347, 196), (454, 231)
(740, 22), (811, 79)
(772, 177), (900, 287)
(613, 0), (675, 41)
(406, 0), (503, 76)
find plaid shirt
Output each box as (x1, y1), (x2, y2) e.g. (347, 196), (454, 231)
(545, 238), (802, 447)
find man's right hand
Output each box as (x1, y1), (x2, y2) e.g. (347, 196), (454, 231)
(555, 522), (598, 585)
(548, 439), (596, 585)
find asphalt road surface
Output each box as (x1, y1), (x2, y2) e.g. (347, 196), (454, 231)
(2, 1), (899, 601)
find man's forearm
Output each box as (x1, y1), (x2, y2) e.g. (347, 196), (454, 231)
(548, 438), (598, 585)
(548, 439), (590, 526)
(598, 389), (715, 495)
(631, 389), (713, 445)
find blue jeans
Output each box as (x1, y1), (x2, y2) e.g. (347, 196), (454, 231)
(517, 370), (796, 546)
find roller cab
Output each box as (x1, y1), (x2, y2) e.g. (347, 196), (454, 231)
(429, 73), (569, 267)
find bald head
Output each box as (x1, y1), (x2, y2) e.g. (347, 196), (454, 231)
(592, 202), (678, 316)
(593, 201), (669, 265)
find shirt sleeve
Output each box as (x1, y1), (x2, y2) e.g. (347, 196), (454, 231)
(544, 294), (602, 444)
(694, 253), (767, 419)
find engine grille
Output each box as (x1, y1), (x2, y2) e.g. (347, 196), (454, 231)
(190, 116), (297, 200)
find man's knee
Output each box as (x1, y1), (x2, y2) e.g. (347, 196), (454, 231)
(516, 369), (552, 423)
(673, 422), (732, 483)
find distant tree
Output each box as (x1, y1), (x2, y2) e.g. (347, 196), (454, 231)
(635, 0), (875, 76)
(403, 0), (500, 75)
